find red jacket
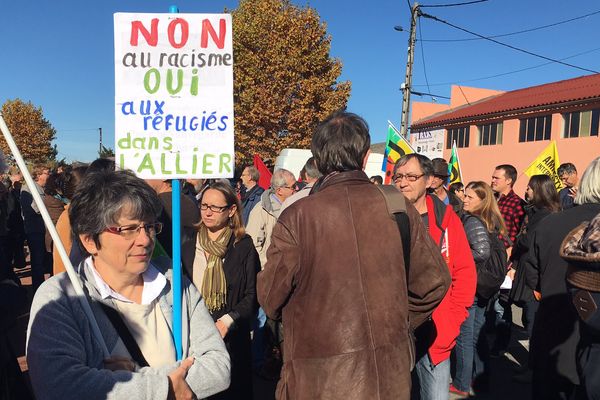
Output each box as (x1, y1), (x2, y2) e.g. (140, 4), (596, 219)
(425, 195), (477, 365)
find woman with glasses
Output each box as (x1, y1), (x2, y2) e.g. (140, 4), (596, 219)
(27, 170), (230, 400)
(449, 182), (465, 202)
(184, 181), (260, 400)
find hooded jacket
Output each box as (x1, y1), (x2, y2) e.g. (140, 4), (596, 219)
(246, 189), (282, 267)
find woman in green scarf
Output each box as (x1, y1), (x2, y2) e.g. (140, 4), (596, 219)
(191, 181), (260, 399)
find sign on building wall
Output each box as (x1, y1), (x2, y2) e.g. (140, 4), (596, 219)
(114, 13), (234, 178)
(410, 129), (444, 160)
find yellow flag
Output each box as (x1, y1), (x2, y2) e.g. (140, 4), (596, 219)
(524, 141), (561, 190)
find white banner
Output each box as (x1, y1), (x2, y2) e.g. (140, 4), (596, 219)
(410, 129), (444, 160)
(114, 13), (234, 178)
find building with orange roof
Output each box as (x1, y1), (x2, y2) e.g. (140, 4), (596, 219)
(410, 74), (600, 195)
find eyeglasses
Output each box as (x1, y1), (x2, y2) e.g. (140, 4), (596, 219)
(104, 222), (163, 240)
(282, 184), (298, 191)
(200, 203), (230, 213)
(393, 173), (425, 183)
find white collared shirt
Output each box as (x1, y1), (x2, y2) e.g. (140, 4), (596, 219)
(86, 257), (166, 305)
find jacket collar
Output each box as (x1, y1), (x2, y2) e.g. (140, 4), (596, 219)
(312, 170), (369, 193)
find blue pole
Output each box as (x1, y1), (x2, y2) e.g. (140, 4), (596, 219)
(170, 5), (183, 362)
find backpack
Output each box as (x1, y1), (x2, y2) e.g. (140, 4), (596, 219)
(476, 230), (508, 299)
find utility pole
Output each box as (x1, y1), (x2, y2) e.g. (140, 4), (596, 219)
(99, 127), (103, 155)
(400, 2), (419, 139)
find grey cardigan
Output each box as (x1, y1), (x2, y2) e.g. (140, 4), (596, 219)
(26, 257), (230, 400)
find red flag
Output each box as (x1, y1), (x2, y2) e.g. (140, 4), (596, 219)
(253, 154), (272, 190)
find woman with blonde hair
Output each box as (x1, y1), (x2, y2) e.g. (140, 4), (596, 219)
(451, 181), (507, 396)
(183, 180), (260, 399)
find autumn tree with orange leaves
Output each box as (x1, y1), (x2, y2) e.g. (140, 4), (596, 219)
(230, 0), (351, 167)
(1, 99), (56, 164)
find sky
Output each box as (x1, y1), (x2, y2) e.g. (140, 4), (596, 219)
(1, 0), (599, 162)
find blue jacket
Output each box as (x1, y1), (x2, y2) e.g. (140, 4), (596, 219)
(241, 185), (264, 226)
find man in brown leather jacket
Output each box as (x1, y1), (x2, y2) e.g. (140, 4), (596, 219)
(257, 112), (451, 400)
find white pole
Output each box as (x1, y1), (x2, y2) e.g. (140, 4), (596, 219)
(0, 114), (109, 358)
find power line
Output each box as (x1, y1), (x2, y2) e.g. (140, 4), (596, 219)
(420, 12), (599, 74)
(417, 19), (434, 101)
(422, 9), (600, 42)
(420, 0), (488, 8)
(406, 0), (412, 12)
(412, 46), (600, 87)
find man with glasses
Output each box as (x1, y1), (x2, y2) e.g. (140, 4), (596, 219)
(394, 153), (476, 400)
(246, 168), (296, 267)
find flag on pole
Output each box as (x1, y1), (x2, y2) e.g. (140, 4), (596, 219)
(524, 141), (561, 189)
(381, 122), (415, 184)
(448, 141), (462, 185)
(253, 154), (272, 190)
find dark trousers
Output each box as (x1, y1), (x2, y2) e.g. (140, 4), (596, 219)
(454, 298), (489, 392)
(26, 232), (50, 292)
(5, 233), (26, 269)
(522, 299), (539, 340)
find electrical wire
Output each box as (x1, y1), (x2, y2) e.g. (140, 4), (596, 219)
(421, 12), (599, 74)
(406, 0), (412, 12)
(417, 19), (434, 101)
(422, 9), (600, 42)
(412, 46), (600, 87)
(420, 0), (488, 8)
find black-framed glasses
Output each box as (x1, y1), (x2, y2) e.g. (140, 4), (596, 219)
(200, 203), (230, 213)
(282, 184), (298, 191)
(104, 222), (163, 240)
(393, 173), (425, 183)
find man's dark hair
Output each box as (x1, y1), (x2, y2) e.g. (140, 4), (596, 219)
(394, 153), (434, 177)
(495, 164), (517, 187)
(311, 111), (371, 175)
(557, 162), (577, 177)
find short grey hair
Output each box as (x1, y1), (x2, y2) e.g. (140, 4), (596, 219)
(303, 157), (322, 180)
(393, 153), (434, 176)
(69, 170), (163, 255)
(575, 157), (600, 205)
(244, 166), (260, 182)
(271, 168), (295, 189)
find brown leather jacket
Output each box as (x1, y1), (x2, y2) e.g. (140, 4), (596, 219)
(257, 171), (450, 400)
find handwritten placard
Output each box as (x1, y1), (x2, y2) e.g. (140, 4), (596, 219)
(114, 13), (234, 178)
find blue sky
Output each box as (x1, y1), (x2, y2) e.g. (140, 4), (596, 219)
(1, 0), (599, 162)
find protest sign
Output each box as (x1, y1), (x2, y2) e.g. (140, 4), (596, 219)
(410, 129), (444, 160)
(114, 13), (234, 178)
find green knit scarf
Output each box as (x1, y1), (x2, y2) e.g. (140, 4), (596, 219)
(198, 224), (232, 312)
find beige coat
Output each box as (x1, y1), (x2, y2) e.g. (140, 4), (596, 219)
(245, 190), (281, 267)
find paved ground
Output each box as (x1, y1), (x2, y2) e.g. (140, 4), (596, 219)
(9, 266), (532, 399)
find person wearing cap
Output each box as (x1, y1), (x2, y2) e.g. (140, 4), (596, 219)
(522, 156), (600, 399)
(430, 158), (463, 216)
(560, 211), (600, 400)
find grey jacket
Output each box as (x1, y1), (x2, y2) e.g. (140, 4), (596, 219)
(26, 257), (230, 400)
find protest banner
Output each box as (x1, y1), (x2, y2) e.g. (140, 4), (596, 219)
(448, 141), (462, 185)
(524, 141), (561, 189)
(382, 122), (415, 184)
(114, 13), (234, 178)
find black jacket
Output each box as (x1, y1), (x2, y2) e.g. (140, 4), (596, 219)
(523, 203), (600, 393)
(183, 233), (260, 399)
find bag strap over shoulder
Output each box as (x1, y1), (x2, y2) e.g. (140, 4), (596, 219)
(376, 185), (411, 273)
(99, 303), (150, 368)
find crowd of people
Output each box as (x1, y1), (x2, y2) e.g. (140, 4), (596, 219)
(1, 111), (599, 400)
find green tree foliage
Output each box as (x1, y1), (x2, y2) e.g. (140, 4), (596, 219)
(230, 0), (351, 166)
(0, 99), (56, 164)
(99, 145), (115, 158)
